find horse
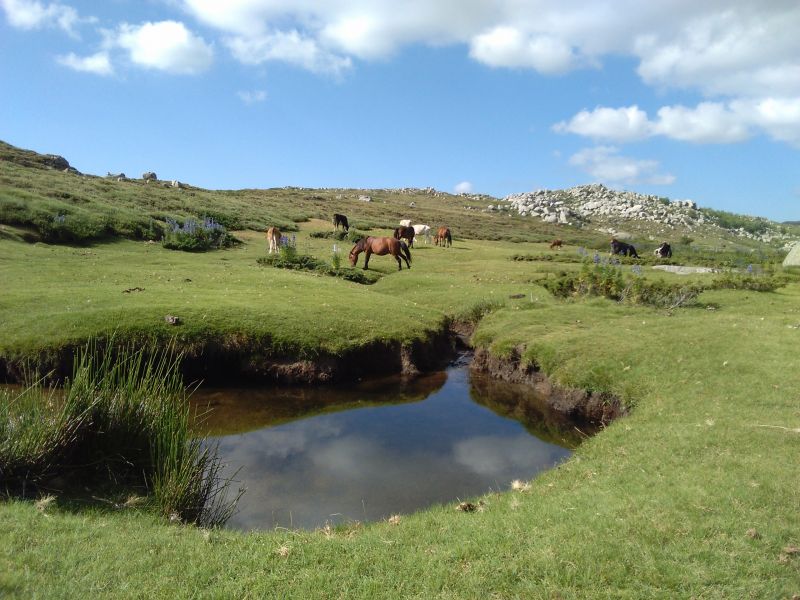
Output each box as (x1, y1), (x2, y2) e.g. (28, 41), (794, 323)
(333, 213), (349, 231)
(549, 239), (563, 250)
(393, 225), (416, 247)
(266, 226), (281, 254)
(434, 226), (452, 247)
(413, 224), (431, 244)
(654, 242), (672, 258)
(349, 237), (411, 270)
(610, 238), (639, 258)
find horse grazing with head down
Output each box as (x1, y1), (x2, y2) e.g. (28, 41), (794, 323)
(393, 226), (416, 248)
(434, 227), (452, 247)
(349, 237), (411, 270)
(610, 238), (639, 258)
(266, 227), (281, 254)
(333, 213), (349, 231)
(549, 239), (563, 250)
(413, 224), (431, 244)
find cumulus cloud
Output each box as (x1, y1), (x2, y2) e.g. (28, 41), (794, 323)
(553, 105), (652, 142)
(469, 26), (578, 74)
(110, 21), (213, 75)
(555, 100), (800, 146)
(237, 89), (267, 104)
(1, 0), (92, 36)
(569, 146), (675, 186)
(454, 181), (473, 194)
(56, 51), (113, 75)
(227, 30), (351, 76)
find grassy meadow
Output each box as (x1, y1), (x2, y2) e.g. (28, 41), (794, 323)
(2, 143), (800, 597)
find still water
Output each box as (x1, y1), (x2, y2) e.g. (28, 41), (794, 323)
(191, 356), (586, 530)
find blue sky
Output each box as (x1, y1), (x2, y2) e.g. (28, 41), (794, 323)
(1, 0), (798, 221)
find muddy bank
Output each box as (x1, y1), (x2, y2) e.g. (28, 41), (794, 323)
(0, 326), (460, 386)
(470, 347), (627, 425)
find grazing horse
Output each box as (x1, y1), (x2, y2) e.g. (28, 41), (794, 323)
(393, 225), (416, 247)
(610, 238), (639, 258)
(399, 219), (412, 228)
(349, 237), (411, 270)
(549, 239), (563, 250)
(333, 213), (349, 231)
(413, 224), (431, 244)
(266, 227), (281, 254)
(434, 226), (452, 247)
(654, 242), (672, 258)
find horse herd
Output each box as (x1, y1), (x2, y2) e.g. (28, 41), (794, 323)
(266, 213), (454, 271)
(267, 214), (675, 273)
(549, 237), (673, 259)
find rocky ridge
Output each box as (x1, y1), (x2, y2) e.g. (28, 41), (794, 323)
(498, 184), (792, 245)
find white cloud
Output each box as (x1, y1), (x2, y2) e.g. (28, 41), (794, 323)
(653, 102), (751, 143)
(237, 89), (267, 104)
(469, 26), (578, 74)
(56, 51), (113, 75)
(556, 99), (800, 146)
(454, 181), (473, 194)
(113, 21), (213, 75)
(227, 30), (351, 76)
(569, 146), (675, 186)
(553, 105), (652, 142)
(1, 0), (92, 36)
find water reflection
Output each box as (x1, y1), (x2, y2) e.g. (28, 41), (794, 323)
(191, 361), (582, 531)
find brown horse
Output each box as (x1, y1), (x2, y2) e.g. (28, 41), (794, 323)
(349, 237), (411, 270)
(434, 226), (452, 247)
(266, 226), (281, 254)
(549, 239), (563, 250)
(393, 225), (415, 247)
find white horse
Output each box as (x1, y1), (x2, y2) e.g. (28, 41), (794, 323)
(399, 219), (412, 228)
(266, 226), (281, 254)
(413, 224), (431, 244)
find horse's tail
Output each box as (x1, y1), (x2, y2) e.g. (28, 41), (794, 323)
(400, 240), (412, 264)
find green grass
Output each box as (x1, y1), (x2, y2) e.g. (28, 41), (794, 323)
(2, 141), (800, 597)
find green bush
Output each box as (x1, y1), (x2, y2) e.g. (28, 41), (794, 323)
(257, 251), (380, 284)
(161, 217), (239, 252)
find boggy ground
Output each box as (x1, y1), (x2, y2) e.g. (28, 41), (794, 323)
(1, 220), (800, 597)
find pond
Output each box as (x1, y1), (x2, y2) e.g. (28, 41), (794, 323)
(191, 355), (592, 530)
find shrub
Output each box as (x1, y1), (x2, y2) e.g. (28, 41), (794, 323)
(161, 217), (239, 252)
(257, 251), (380, 285)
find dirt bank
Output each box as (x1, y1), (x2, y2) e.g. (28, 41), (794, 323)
(470, 347), (627, 424)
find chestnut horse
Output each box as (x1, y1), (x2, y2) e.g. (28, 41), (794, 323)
(434, 226), (452, 247)
(549, 239), (563, 250)
(393, 225), (416, 247)
(349, 237), (411, 270)
(266, 226), (281, 254)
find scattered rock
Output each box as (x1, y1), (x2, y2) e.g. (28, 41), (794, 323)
(142, 171), (158, 182)
(358, 195), (372, 202)
(164, 315), (181, 325)
(455, 500), (485, 512)
(122, 287), (144, 293)
(107, 171), (126, 179)
(745, 528), (761, 539)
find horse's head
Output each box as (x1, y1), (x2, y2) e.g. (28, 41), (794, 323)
(349, 238), (364, 266)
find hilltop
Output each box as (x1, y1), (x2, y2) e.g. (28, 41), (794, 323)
(500, 184), (796, 247)
(1, 140), (797, 252)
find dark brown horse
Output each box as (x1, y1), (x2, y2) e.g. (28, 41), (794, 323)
(393, 225), (415, 247)
(434, 226), (452, 247)
(349, 237), (411, 270)
(333, 213), (349, 231)
(549, 239), (563, 250)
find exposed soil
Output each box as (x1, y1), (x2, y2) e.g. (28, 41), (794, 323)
(469, 347), (627, 425)
(1, 320), (625, 427)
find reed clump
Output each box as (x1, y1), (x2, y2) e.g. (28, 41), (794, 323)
(0, 343), (240, 527)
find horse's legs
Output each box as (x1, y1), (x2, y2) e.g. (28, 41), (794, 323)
(395, 254), (402, 270)
(363, 249), (371, 270)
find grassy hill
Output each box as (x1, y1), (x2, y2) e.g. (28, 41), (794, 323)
(2, 140), (800, 597)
